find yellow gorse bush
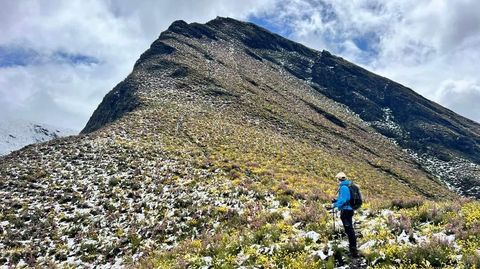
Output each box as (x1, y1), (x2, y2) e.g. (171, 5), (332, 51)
(461, 201), (480, 227)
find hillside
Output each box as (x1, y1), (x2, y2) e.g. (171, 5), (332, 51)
(84, 17), (480, 197)
(1, 17), (480, 268)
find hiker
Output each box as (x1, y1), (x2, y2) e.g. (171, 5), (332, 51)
(332, 172), (359, 258)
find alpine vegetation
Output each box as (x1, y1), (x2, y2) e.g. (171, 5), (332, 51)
(1, 17), (480, 268)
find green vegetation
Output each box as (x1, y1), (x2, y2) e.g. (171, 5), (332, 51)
(140, 198), (480, 268)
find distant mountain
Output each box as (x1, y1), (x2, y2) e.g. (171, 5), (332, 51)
(0, 118), (76, 156)
(1, 17), (479, 267)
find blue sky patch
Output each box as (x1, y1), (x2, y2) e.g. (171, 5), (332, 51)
(0, 46), (39, 67)
(54, 51), (99, 65)
(352, 32), (380, 56)
(247, 15), (293, 37)
(0, 45), (99, 68)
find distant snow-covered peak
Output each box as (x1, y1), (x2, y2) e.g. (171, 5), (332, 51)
(0, 118), (77, 156)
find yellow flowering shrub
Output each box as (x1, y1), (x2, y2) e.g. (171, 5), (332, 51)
(190, 239), (202, 250)
(461, 202), (480, 227)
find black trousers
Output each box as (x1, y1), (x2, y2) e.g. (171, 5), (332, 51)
(340, 209), (357, 254)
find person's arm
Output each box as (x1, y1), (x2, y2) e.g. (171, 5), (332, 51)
(334, 185), (350, 209)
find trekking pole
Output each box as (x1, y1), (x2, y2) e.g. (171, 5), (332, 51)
(332, 207), (335, 236)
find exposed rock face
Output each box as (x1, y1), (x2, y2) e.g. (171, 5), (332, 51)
(81, 78), (140, 133)
(0, 17), (478, 267)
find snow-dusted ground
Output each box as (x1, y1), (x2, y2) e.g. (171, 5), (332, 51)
(371, 108), (405, 138)
(406, 149), (480, 197)
(0, 118), (77, 156)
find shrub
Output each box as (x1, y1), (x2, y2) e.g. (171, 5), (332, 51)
(445, 215), (467, 238)
(306, 188), (330, 202)
(128, 233), (142, 253)
(462, 251), (480, 268)
(391, 198), (424, 210)
(291, 202), (326, 224)
(462, 202), (480, 228)
(404, 238), (454, 267)
(277, 194), (292, 207)
(276, 252), (322, 268)
(386, 213), (413, 235)
(108, 177), (120, 187)
(281, 238), (306, 255)
(407, 203), (446, 225)
(331, 242), (349, 267)
(252, 224), (281, 245)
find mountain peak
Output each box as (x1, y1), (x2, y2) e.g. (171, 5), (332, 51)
(206, 16), (251, 28)
(83, 17), (480, 197)
(167, 19), (189, 30)
(165, 18), (218, 41)
(208, 16), (237, 23)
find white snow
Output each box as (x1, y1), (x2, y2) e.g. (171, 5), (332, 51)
(397, 230), (410, 245)
(432, 232), (455, 245)
(312, 249), (329, 260)
(371, 108), (404, 137)
(0, 118), (76, 156)
(359, 240), (376, 250)
(304, 231), (320, 242)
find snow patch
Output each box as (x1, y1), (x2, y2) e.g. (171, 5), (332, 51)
(0, 118), (76, 156)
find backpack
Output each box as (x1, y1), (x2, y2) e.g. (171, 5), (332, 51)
(348, 182), (363, 210)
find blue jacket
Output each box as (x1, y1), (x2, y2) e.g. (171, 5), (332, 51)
(334, 180), (353, 210)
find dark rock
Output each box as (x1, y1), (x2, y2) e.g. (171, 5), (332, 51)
(81, 78), (140, 133)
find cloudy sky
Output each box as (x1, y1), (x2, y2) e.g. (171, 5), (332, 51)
(1, 0), (479, 131)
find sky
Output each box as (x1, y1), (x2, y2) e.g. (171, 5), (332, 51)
(1, 0), (479, 131)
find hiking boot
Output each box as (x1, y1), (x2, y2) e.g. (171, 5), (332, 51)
(349, 250), (362, 259)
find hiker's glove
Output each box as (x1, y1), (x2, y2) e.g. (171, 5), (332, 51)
(331, 199), (337, 203)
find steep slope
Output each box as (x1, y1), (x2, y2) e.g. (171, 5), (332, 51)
(84, 17), (480, 197)
(0, 17), (477, 267)
(0, 118), (76, 156)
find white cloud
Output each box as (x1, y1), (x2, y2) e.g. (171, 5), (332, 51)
(436, 79), (480, 122)
(255, 0), (480, 123)
(0, 0), (147, 130)
(0, 0), (274, 130)
(1, 0), (479, 130)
